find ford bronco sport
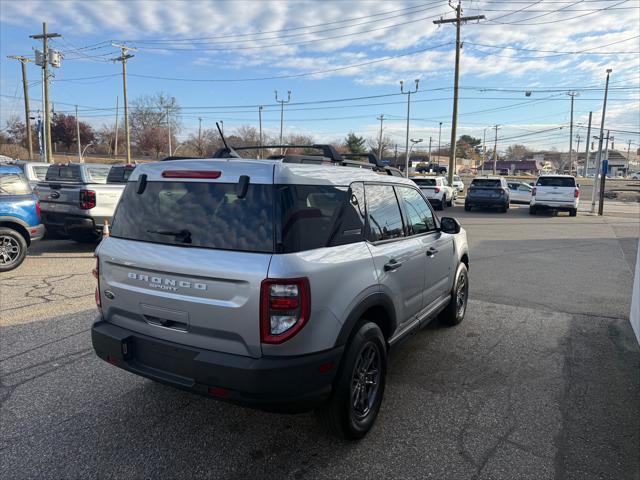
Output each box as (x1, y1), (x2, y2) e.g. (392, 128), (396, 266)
(91, 149), (470, 439)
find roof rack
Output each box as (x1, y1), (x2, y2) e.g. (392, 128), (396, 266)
(213, 144), (343, 162)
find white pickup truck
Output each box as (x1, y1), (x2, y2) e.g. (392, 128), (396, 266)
(411, 176), (455, 210)
(530, 174), (579, 216)
(36, 163), (133, 242)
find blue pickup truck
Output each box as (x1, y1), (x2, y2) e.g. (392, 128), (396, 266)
(0, 164), (45, 271)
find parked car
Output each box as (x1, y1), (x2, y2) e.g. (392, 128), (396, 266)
(530, 174), (579, 216)
(464, 176), (510, 212)
(36, 163), (127, 242)
(415, 163), (447, 175)
(507, 181), (533, 204)
(91, 156), (470, 440)
(411, 176), (455, 210)
(451, 175), (464, 193)
(630, 171), (640, 180)
(0, 165), (45, 271)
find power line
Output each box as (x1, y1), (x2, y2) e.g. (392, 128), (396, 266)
(484, 0), (631, 25)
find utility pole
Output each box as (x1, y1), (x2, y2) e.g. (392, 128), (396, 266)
(428, 136), (432, 161)
(437, 121), (443, 164)
(114, 96), (119, 158)
(434, 3), (485, 185)
(258, 106), (263, 159)
(112, 43), (136, 164)
(400, 79), (419, 178)
(376, 114), (385, 161)
(627, 139), (632, 171)
(493, 125), (500, 175)
(482, 126), (490, 175)
(76, 105), (82, 162)
(275, 90), (291, 154)
(394, 144), (398, 166)
(583, 111), (592, 177)
(7, 56), (34, 159)
(567, 91), (578, 175)
(30, 23), (60, 163)
(165, 105), (172, 156)
(591, 69), (612, 214)
(198, 117), (203, 157)
(575, 134), (581, 175)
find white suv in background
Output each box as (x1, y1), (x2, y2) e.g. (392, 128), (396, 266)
(411, 176), (455, 210)
(530, 174), (580, 216)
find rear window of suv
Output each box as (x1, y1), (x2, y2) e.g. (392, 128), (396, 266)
(412, 178), (436, 186)
(536, 177), (576, 187)
(471, 179), (501, 188)
(111, 182), (275, 253)
(111, 182), (366, 254)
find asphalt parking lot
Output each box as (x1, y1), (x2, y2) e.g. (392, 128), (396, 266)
(1, 201), (639, 480)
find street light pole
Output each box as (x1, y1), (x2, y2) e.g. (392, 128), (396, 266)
(482, 126), (490, 175)
(400, 79), (419, 178)
(409, 138), (423, 168)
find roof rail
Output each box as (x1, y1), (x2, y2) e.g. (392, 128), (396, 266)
(341, 152), (382, 167)
(213, 144), (343, 162)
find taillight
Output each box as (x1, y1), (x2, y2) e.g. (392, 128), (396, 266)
(93, 255), (101, 308)
(35, 200), (41, 222)
(574, 188), (580, 198)
(434, 187), (440, 193)
(499, 188), (505, 195)
(260, 278), (310, 344)
(80, 189), (96, 210)
(531, 187), (537, 196)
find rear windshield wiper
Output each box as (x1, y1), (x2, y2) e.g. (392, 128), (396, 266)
(147, 229), (192, 244)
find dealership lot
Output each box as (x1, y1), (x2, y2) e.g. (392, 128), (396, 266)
(1, 203), (639, 479)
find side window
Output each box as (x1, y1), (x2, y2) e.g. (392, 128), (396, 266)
(365, 184), (405, 241)
(396, 186), (436, 235)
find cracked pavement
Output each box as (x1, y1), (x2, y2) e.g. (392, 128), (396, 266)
(1, 206), (638, 479)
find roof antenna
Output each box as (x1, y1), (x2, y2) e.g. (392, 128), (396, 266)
(216, 122), (240, 158)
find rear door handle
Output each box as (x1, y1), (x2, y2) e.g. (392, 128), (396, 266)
(384, 259), (402, 271)
(426, 247), (438, 257)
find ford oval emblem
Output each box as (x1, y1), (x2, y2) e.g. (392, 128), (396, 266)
(50, 191), (60, 199)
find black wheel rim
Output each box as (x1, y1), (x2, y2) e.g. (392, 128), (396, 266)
(350, 343), (381, 421)
(0, 235), (20, 265)
(456, 272), (468, 319)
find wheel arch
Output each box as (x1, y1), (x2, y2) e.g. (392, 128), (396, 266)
(334, 293), (397, 348)
(0, 220), (31, 246)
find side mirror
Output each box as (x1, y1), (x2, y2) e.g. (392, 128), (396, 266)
(576, 183), (580, 188)
(440, 217), (461, 234)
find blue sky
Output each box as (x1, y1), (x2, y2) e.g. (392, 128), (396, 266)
(1, 0), (639, 154)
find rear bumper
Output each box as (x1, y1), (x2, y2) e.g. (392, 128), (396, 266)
(28, 223), (45, 242)
(465, 197), (507, 207)
(41, 212), (107, 233)
(530, 200), (577, 210)
(91, 319), (343, 413)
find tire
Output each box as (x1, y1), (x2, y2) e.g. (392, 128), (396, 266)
(0, 227), (28, 272)
(464, 204), (471, 212)
(439, 263), (469, 327)
(317, 321), (387, 440)
(69, 230), (100, 244)
(436, 201), (444, 211)
(569, 208), (577, 217)
(529, 206), (536, 215)
(500, 205), (508, 213)
(447, 196), (453, 207)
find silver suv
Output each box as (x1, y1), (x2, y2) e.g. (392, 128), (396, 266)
(91, 156), (470, 439)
